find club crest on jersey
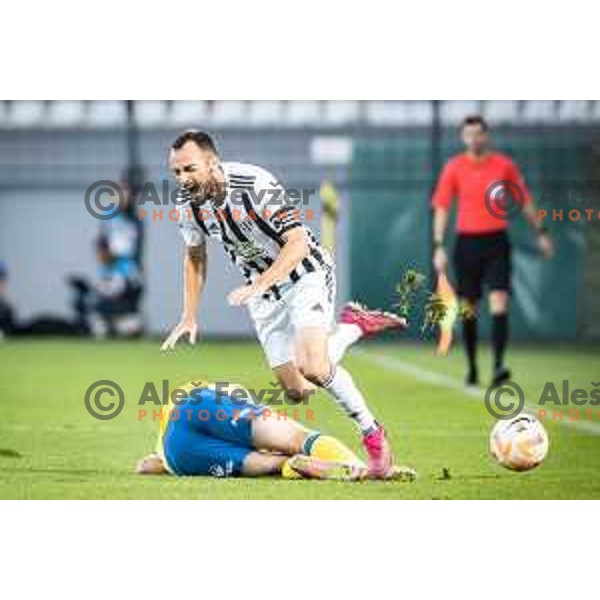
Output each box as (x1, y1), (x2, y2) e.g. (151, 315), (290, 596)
(235, 240), (265, 261)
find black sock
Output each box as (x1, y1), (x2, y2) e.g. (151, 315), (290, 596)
(492, 313), (508, 370)
(462, 316), (478, 375)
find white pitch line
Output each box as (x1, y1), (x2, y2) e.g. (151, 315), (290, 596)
(353, 348), (600, 437)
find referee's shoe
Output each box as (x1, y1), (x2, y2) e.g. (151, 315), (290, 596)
(491, 366), (511, 387)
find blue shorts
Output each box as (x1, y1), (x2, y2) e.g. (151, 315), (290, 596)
(162, 388), (266, 477)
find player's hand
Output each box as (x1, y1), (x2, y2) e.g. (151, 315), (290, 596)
(537, 232), (555, 259)
(227, 283), (265, 306)
(160, 318), (198, 352)
(433, 247), (448, 273)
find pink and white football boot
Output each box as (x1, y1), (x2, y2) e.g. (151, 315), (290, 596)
(362, 424), (394, 479)
(340, 302), (407, 338)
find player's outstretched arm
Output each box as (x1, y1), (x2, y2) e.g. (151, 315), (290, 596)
(161, 243), (207, 351)
(227, 228), (309, 306)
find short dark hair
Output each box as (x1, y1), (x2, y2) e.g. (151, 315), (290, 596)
(171, 130), (219, 154)
(461, 114), (489, 131)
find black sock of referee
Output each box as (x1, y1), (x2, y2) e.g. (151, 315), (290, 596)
(492, 313), (508, 370)
(462, 316), (478, 381)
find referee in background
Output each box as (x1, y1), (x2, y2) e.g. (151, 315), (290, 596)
(431, 115), (554, 386)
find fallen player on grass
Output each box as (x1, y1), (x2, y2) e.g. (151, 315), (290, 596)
(136, 381), (416, 481)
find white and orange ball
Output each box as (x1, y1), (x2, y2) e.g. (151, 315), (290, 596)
(490, 415), (549, 471)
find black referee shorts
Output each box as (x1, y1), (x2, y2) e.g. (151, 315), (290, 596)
(453, 231), (511, 301)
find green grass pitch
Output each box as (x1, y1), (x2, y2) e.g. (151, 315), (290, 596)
(0, 338), (599, 499)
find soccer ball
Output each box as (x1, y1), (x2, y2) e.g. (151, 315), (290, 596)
(489, 415), (549, 471)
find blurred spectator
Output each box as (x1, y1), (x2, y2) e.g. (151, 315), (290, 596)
(0, 262), (16, 338)
(68, 175), (145, 338)
(90, 237), (143, 338)
(98, 177), (144, 268)
(94, 176), (144, 335)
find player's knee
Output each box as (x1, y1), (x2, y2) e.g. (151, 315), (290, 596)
(284, 385), (311, 404)
(298, 358), (330, 386)
(276, 371), (315, 403)
(289, 428), (308, 454)
(489, 291), (508, 314)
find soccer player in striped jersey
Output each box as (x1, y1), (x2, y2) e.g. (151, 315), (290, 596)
(161, 131), (407, 478)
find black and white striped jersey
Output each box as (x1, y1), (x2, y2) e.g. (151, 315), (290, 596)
(178, 161), (333, 300)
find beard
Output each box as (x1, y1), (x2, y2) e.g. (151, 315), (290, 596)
(185, 177), (226, 206)
(185, 180), (211, 204)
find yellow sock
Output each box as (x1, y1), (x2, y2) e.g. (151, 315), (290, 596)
(306, 433), (363, 466)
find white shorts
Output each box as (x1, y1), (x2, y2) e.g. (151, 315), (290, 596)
(247, 270), (336, 368)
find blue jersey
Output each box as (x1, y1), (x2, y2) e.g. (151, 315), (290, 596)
(159, 387), (266, 477)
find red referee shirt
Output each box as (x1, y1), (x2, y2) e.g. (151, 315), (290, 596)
(431, 152), (531, 234)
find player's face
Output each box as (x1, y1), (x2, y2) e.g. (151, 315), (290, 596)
(461, 124), (489, 155)
(170, 142), (222, 203)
